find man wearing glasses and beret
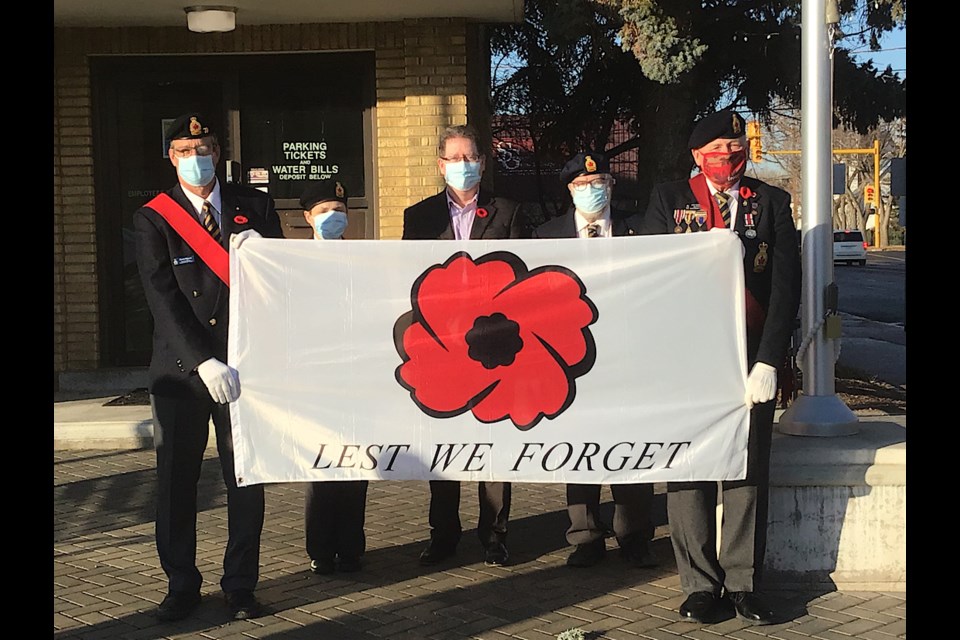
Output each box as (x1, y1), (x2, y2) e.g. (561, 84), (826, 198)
(402, 124), (528, 568)
(133, 112), (283, 623)
(641, 109), (801, 626)
(533, 151), (657, 571)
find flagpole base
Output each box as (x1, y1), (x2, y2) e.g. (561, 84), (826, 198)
(777, 394), (860, 437)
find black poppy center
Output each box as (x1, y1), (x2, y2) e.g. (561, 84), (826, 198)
(465, 312), (524, 370)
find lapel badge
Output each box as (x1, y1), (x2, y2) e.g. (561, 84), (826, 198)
(476, 207), (489, 218)
(753, 242), (769, 273)
(584, 155), (597, 172)
(233, 214), (248, 225)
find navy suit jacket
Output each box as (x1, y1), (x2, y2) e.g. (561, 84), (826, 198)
(640, 175), (801, 367)
(402, 188), (527, 239)
(533, 207), (642, 238)
(134, 180), (283, 395)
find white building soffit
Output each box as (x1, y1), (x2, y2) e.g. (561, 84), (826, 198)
(54, 0), (525, 27)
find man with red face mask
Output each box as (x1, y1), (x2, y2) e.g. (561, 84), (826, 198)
(640, 110), (801, 626)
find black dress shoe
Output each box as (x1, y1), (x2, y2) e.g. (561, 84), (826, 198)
(483, 541), (509, 567)
(224, 590), (264, 620)
(619, 540), (658, 568)
(678, 591), (721, 624)
(727, 591), (776, 625)
(418, 540), (457, 565)
(310, 557), (335, 575)
(566, 538), (605, 567)
(337, 556), (362, 572)
(155, 591), (201, 622)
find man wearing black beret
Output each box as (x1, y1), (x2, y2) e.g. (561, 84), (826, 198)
(133, 112), (283, 622)
(534, 151), (656, 570)
(640, 110), (801, 625)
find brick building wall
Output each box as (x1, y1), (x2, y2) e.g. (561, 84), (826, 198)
(53, 20), (474, 380)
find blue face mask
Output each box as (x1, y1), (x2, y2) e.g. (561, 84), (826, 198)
(443, 161), (482, 191)
(313, 210), (348, 239)
(572, 183), (610, 214)
(177, 154), (217, 187)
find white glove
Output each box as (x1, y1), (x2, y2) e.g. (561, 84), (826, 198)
(744, 362), (778, 409)
(230, 229), (262, 250)
(196, 357), (241, 404)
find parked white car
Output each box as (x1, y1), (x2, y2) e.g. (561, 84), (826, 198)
(833, 229), (868, 266)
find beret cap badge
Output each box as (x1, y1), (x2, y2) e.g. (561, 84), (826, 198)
(731, 113), (741, 135)
(335, 181), (345, 198)
(188, 117), (204, 137)
(584, 156), (597, 173)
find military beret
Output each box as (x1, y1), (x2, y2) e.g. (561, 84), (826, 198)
(560, 151), (611, 185)
(688, 110), (746, 149)
(165, 112), (215, 140)
(300, 180), (349, 210)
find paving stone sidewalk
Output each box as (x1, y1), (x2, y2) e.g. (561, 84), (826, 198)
(54, 448), (906, 640)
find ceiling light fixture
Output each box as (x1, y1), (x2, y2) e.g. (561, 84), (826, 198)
(184, 6), (237, 33)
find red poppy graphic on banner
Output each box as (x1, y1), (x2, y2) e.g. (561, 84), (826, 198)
(394, 252), (598, 430)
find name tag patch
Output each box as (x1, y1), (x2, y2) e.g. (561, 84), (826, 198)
(172, 256), (196, 266)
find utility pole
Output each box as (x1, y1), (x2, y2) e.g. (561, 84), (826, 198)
(777, 0), (859, 437)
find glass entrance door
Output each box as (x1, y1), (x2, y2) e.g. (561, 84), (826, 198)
(91, 52), (375, 367)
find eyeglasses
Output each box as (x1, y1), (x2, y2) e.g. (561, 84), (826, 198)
(440, 155), (482, 163)
(570, 178), (611, 192)
(171, 144), (215, 158)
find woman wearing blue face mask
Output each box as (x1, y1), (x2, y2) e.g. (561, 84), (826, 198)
(298, 180), (369, 575)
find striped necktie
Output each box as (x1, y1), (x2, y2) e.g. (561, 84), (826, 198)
(586, 223), (601, 238)
(715, 191), (731, 228)
(201, 201), (222, 242)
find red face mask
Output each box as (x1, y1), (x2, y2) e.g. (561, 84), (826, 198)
(698, 149), (747, 190)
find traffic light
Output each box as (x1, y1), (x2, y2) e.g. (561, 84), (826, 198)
(746, 120), (762, 163)
(750, 137), (763, 163)
(864, 185), (876, 207)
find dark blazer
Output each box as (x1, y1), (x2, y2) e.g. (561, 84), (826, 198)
(533, 207), (643, 238)
(134, 181), (283, 395)
(402, 188), (527, 239)
(640, 175), (801, 367)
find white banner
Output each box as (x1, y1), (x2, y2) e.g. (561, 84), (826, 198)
(229, 232), (749, 486)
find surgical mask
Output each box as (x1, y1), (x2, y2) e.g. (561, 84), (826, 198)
(313, 210), (348, 239)
(443, 161), (482, 191)
(572, 184), (610, 215)
(177, 153), (217, 187)
(698, 149), (747, 190)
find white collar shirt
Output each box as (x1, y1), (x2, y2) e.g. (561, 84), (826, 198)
(574, 207), (612, 238)
(182, 178), (223, 227)
(706, 179), (741, 229)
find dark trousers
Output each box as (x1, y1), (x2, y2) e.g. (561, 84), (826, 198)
(566, 483), (654, 547)
(305, 480), (369, 561)
(151, 389), (264, 595)
(428, 480), (511, 548)
(666, 400), (775, 595)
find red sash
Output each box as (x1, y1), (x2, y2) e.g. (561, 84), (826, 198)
(687, 174), (766, 333)
(146, 192), (229, 285)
